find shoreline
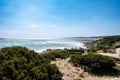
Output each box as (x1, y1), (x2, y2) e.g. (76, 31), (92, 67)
(0, 38), (100, 53)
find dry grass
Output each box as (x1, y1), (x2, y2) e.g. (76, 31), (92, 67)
(115, 64), (120, 71)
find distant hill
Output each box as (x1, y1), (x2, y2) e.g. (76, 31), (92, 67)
(70, 35), (120, 38)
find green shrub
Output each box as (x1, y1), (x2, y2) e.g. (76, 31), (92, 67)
(0, 46), (62, 80)
(87, 36), (120, 53)
(66, 48), (84, 55)
(70, 53), (116, 74)
(97, 36), (120, 46)
(41, 48), (84, 60)
(111, 44), (120, 49)
(41, 49), (69, 60)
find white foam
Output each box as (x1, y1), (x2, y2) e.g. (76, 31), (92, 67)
(35, 47), (66, 53)
(32, 42), (48, 45)
(6, 43), (11, 46)
(1, 39), (87, 53)
(34, 41), (87, 53)
(46, 40), (86, 48)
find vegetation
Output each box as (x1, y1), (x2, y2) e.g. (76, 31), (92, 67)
(41, 49), (69, 60)
(41, 48), (84, 60)
(70, 53), (120, 75)
(97, 36), (120, 46)
(0, 46), (85, 80)
(70, 53), (116, 70)
(0, 46), (62, 80)
(65, 48), (84, 55)
(86, 36), (120, 53)
(0, 36), (120, 79)
(72, 36), (120, 75)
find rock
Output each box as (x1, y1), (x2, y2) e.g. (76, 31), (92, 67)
(97, 50), (104, 53)
(116, 48), (120, 54)
(56, 58), (61, 61)
(80, 72), (89, 78)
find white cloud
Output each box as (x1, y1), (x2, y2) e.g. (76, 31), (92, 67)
(30, 24), (38, 28)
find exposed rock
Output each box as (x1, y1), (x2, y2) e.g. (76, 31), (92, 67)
(80, 72), (89, 78)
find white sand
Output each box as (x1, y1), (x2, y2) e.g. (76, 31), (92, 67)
(97, 48), (120, 58)
(51, 58), (84, 80)
(51, 58), (120, 80)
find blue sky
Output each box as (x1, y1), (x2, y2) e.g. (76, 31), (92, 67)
(0, 0), (120, 38)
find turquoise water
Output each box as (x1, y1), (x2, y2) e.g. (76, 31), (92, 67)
(0, 38), (98, 52)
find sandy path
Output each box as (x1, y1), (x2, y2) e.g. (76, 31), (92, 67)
(51, 58), (84, 80)
(83, 76), (120, 80)
(51, 58), (120, 80)
(97, 48), (120, 58)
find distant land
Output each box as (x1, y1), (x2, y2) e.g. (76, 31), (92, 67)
(1, 35), (120, 40)
(67, 35), (120, 38)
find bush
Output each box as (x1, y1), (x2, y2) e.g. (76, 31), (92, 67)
(0, 46), (62, 80)
(41, 49), (69, 60)
(111, 44), (120, 49)
(41, 48), (84, 60)
(66, 48), (84, 55)
(97, 36), (120, 46)
(87, 36), (120, 53)
(70, 53), (116, 75)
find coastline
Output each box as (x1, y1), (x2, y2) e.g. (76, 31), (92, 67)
(0, 38), (92, 53)
(1, 36), (120, 80)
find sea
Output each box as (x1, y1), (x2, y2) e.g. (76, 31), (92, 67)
(0, 37), (98, 53)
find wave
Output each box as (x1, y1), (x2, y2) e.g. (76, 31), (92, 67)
(31, 40), (87, 53)
(0, 39), (87, 53)
(44, 40), (86, 48)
